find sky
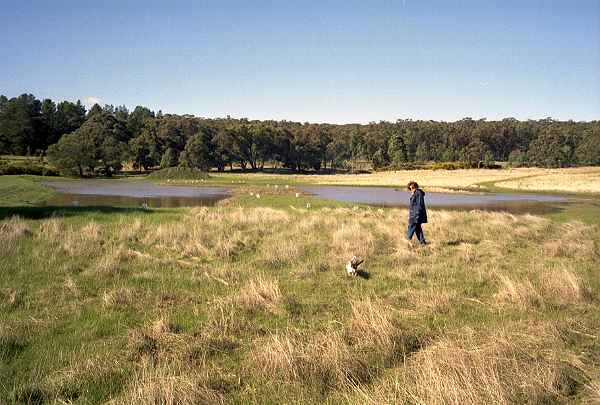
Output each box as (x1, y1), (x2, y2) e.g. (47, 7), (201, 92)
(1, 0), (599, 123)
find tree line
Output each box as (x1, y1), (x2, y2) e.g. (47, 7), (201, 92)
(1, 93), (599, 176)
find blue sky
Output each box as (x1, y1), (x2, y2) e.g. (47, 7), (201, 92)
(1, 0), (599, 123)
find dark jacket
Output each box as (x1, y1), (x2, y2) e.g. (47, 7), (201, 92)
(409, 188), (427, 224)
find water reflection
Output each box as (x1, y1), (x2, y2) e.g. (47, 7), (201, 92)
(42, 180), (229, 208)
(298, 185), (568, 214)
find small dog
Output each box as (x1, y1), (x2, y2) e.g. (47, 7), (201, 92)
(346, 256), (364, 276)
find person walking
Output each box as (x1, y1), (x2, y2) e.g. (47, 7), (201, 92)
(407, 181), (427, 245)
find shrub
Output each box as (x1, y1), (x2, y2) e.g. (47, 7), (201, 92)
(147, 167), (209, 180)
(0, 160), (58, 176)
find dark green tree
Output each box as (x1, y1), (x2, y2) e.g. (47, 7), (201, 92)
(179, 133), (211, 170)
(160, 147), (179, 168)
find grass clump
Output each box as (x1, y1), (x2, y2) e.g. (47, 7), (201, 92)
(349, 324), (585, 405)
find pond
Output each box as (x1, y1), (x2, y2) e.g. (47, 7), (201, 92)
(41, 180), (229, 208)
(298, 185), (569, 214)
(41, 180), (572, 214)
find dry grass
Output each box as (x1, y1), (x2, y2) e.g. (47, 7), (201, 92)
(496, 167), (600, 193)
(103, 287), (134, 307)
(37, 216), (65, 239)
(331, 221), (376, 262)
(0, 215), (31, 241)
(95, 243), (130, 274)
(231, 276), (282, 314)
(495, 265), (592, 310)
(539, 267), (593, 306)
(63, 277), (79, 296)
(542, 222), (596, 259)
(81, 221), (103, 240)
(584, 379), (600, 404)
(3, 201), (598, 403)
(57, 222), (110, 257)
(210, 167), (553, 188)
(496, 275), (542, 309)
(1, 288), (19, 310)
(112, 360), (224, 405)
(249, 297), (423, 392)
(208, 166), (600, 193)
(346, 298), (403, 359)
(249, 329), (371, 390)
(394, 288), (456, 315)
(350, 325), (584, 405)
(118, 217), (144, 242)
(259, 235), (304, 267)
(142, 207), (288, 260)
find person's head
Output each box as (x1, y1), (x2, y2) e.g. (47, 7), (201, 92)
(407, 181), (419, 193)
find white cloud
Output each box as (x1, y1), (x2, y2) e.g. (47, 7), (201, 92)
(83, 96), (104, 108)
(479, 82), (489, 87)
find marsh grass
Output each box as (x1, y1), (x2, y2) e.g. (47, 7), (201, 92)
(1, 199), (599, 403)
(232, 276), (283, 314)
(348, 324), (586, 405)
(0, 215), (31, 241)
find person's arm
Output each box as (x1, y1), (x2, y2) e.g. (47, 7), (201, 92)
(409, 195), (418, 223)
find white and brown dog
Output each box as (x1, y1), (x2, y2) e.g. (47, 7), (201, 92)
(345, 256), (364, 276)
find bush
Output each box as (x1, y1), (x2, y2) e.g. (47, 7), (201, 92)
(147, 167), (209, 180)
(0, 160), (58, 176)
(425, 162), (473, 170)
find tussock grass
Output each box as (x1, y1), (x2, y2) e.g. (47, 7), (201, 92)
(0, 215), (31, 241)
(349, 325), (585, 405)
(260, 235), (304, 267)
(37, 216), (65, 239)
(539, 267), (593, 306)
(63, 277), (79, 296)
(118, 217), (144, 242)
(103, 287), (133, 307)
(81, 221), (103, 241)
(0, 288), (19, 310)
(111, 360), (224, 405)
(202, 301), (249, 343)
(95, 243), (130, 274)
(346, 298), (405, 360)
(395, 288), (457, 315)
(249, 329), (371, 390)
(496, 275), (542, 309)
(331, 221), (376, 262)
(233, 276), (282, 314)
(585, 380), (600, 404)
(495, 265), (592, 310)
(543, 222), (596, 259)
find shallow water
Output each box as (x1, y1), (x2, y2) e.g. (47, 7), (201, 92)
(42, 180), (229, 208)
(41, 180), (572, 214)
(298, 185), (569, 214)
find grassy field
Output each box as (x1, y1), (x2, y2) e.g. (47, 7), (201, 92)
(0, 176), (57, 206)
(196, 166), (600, 195)
(1, 174), (600, 404)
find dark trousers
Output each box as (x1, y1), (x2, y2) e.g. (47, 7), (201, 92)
(407, 222), (426, 244)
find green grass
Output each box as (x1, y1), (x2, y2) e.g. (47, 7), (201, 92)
(1, 174), (600, 403)
(0, 175), (57, 206)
